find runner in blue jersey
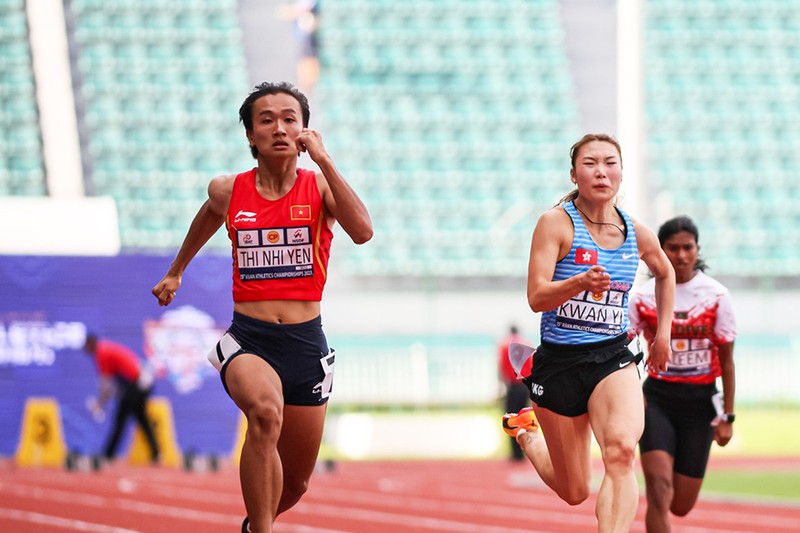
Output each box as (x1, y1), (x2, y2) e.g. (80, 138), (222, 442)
(502, 134), (675, 533)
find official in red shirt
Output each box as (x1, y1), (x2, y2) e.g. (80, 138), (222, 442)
(84, 334), (159, 464)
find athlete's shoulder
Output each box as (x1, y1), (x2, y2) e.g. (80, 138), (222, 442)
(539, 204), (571, 226)
(692, 271), (731, 297)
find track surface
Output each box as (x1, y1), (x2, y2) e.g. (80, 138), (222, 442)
(1, 457), (798, 532)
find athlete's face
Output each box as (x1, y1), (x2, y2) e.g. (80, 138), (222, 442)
(570, 141), (622, 201)
(247, 93), (304, 159)
(662, 230), (699, 283)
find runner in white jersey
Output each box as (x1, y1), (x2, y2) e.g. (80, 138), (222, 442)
(629, 215), (737, 533)
(502, 134), (675, 533)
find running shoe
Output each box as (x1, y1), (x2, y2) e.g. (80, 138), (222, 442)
(502, 407), (539, 437)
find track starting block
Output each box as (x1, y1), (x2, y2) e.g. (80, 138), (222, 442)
(15, 397), (68, 468)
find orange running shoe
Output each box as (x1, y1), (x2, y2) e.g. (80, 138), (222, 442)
(502, 407), (539, 437)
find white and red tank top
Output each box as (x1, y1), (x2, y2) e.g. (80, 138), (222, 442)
(629, 270), (737, 384)
(226, 167), (333, 302)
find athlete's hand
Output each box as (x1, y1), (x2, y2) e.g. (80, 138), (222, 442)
(152, 274), (181, 307)
(713, 422), (733, 446)
(646, 335), (671, 374)
(85, 397), (105, 423)
(579, 265), (611, 295)
(296, 129), (328, 162)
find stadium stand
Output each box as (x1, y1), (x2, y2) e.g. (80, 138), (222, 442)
(0, 0), (47, 196)
(644, 0), (800, 277)
(3, 0), (797, 278)
(66, 0), (252, 250)
(316, 0), (583, 277)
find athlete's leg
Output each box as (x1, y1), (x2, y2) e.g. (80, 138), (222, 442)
(670, 473), (704, 516)
(506, 383), (530, 460)
(588, 365), (645, 533)
(276, 403), (327, 514)
(518, 406), (593, 505)
(640, 450), (674, 533)
(131, 390), (159, 462)
(226, 354), (284, 533)
(670, 414), (714, 518)
(103, 391), (133, 460)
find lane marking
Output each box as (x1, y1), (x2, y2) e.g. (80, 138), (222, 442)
(0, 507), (140, 533)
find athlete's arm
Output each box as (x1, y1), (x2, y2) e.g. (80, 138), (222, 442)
(527, 208), (611, 313)
(96, 376), (114, 409)
(635, 220), (675, 373)
(151, 175), (233, 306)
(297, 129), (373, 244)
(714, 340), (735, 446)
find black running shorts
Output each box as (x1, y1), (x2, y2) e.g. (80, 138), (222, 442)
(639, 378), (717, 478)
(524, 333), (642, 417)
(211, 312), (334, 406)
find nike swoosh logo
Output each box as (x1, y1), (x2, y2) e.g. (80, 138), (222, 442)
(619, 360), (632, 368)
(622, 253), (637, 260)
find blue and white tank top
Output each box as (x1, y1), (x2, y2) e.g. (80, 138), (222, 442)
(540, 201), (639, 345)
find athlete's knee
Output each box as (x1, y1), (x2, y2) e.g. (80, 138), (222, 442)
(669, 493), (699, 517)
(557, 483), (590, 506)
(277, 476), (310, 514)
(601, 435), (637, 473)
(245, 401), (283, 444)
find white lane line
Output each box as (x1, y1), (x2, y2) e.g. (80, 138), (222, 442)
(0, 483), (240, 527)
(0, 482), (351, 533)
(300, 483), (800, 531)
(302, 486), (598, 527)
(290, 501), (553, 533)
(0, 507), (140, 533)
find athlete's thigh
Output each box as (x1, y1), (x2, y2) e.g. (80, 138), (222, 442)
(278, 404), (328, 478)
(588, 365), (644, 448)
(534, 405), (593, 482)
(640, 449), (673, 483)
(225, 353), (284, 413)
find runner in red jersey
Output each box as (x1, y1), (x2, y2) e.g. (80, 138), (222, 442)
(152, 82), (372, 533)
(629, 215), (737, 533)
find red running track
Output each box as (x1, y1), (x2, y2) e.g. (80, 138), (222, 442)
(0, 457), (798, 532)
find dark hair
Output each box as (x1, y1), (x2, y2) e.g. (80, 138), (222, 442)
(238, 82), (310, 158)
(558, 133), (623, 205)
(658, 215), (708, 271)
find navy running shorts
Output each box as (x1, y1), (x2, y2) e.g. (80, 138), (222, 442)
(209, 312), (334, 406)
(523, 333), (642, 417)
(639, 378), (717, 478)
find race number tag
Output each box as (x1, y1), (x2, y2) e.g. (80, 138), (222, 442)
(710, 391), (724, 426)
(508, 342), (535, 378)
(313, 349), (336, 400)
(207, 332), (244, 372)
(626, 336), (642, 357)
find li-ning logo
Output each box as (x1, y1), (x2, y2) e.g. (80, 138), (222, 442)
(529, 382), (544, 396)
(235, 210), (256, 223)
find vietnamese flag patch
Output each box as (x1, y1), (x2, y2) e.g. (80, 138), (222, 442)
(575, 247), (598, 265)
(290, 204), (312, 221)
